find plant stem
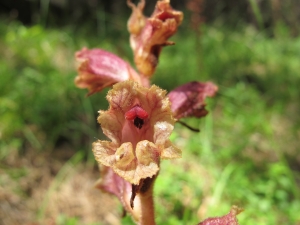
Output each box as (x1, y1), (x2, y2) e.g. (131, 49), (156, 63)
(130, 177), (156, 225)
(138, 186), (156, 225)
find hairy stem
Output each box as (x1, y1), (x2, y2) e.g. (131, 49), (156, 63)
(130, 176), (156, 225)
(138, 185), (155, 225)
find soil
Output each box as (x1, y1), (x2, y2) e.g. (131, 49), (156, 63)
(0, 148), (122, 225)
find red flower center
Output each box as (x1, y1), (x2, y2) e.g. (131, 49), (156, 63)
(125, 105), (149, 129)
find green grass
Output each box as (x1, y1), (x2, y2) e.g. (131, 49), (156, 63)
(0, 20), (299, 225)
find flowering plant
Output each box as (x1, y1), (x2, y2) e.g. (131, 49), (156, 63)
(74, 0), (241, 224)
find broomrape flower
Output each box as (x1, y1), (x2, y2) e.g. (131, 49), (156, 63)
(93, 80), (181, 185)
(168, 81), (218, 120)
(127, 0), (183, 77)
(75, 47), (141, 95)
(198, 206), (243, 225)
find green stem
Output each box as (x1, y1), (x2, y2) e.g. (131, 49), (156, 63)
(248, 0), (264, 30)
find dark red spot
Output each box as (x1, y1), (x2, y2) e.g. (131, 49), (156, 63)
(134, 117), (144, 129)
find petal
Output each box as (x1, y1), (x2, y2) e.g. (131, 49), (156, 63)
(160, 140), (182, 159)
(114, 142), (135, 168)
(93, 139), (158, 185)
(113, 141), (160, 185)
(92, 140), (118, 167)
(106, 80), (137, 113)
(128, 0), (183, 77)
(168, 81), (218, 119)
(75, 47), (141, 95)
(98, 110), (123, 145)
(153, 121), (174, 146)
(136, 140), (160, 166)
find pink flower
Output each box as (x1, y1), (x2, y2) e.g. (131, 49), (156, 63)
(93, 80), (181, 185)
(94, 167), (136, 216)
(198, 206), (243, 225)
(168, 81), (218, 119)
(75, 47), (141, 95)
(127, 0), (183, 77)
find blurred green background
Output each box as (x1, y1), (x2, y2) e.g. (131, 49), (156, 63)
(0, 0), (300, 224)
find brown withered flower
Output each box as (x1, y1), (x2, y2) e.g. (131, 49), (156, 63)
(93, 80), (181, 185)
(127, 0), (183, 77)
(75, 47), (141, 95)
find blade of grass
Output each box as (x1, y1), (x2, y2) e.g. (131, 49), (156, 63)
(201, 113), (214, 163)
(40, 0), (50, 27)
(248, 0), (264, 30)
(23, 126), (43, 150)
(211, 163), (235, 207)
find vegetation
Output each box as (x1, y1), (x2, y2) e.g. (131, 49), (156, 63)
(1, 16), (300, 225)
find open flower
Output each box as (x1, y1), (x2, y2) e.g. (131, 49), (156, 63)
(127, 0), (183, 77)
(93, 80), (181, 185)
(75, 47), (141, 95)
